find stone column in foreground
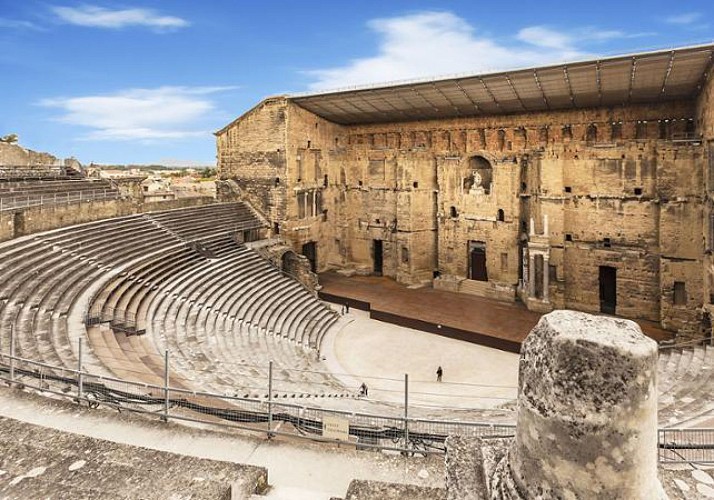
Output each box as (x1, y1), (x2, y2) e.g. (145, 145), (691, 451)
(498, 310), (665, 499)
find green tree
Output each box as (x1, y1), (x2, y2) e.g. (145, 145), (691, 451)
(0, 134), (18, 144)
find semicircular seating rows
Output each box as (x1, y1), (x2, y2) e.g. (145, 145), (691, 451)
(0, 177), (121, 210)
(0, 202), (345, 405)
(657, 344), (714, 427)
(3, 200), (714, 425)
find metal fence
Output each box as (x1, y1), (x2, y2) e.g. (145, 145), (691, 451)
(0, 348), (516, 455)
(1, 346), (713, 460)
(658, 428), (714, 464)
(0, 189), (122, 212)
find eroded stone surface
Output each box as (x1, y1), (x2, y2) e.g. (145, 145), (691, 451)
(504, 310), (665, 499)
(342, 479), (446, 500)
(0, 415), (267, 499)
(693, 469), (714, 485)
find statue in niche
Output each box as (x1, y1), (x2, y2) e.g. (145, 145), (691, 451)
(467, 156), (492, 195)
(464, 170), (485, 195)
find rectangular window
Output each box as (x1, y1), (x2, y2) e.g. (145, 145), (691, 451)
(674, 282), (687, 306)
(549, 264), (558, 282)
(500, 252), (508, 273)
(297, 192), (306, 219)
(401, 247), (409, 264)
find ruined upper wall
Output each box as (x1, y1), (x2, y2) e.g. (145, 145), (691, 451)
(216, 98), (289, 220)
(0, 142), (60, 167)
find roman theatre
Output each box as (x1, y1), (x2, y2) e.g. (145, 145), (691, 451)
(0, 43), (713, 498)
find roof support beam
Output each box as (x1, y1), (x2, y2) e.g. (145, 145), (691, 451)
(562, 66), (575, 106)
(533, 70), (550, 110)
(479, 78), (501, 110)
(505, 75), (527, 111)
(627, 57), (637, 102)
(431, 83), (461, 115)
(454, 80), (481, 113)
(410, 86), (440, 112)
(659, 51), (676, 99)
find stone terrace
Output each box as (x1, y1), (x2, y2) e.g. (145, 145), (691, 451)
(0, 414), (267, 499)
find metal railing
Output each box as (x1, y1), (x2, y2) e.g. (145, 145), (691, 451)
(0, 166), (66, 180)
(0, 341), (712, 459)
(659, 428), (714, 464)
(0, 346), (515, 455)
(85, 306), (143, 335)
(0, 189), (122, 212)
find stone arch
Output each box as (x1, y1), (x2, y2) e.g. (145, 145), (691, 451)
(466, 155), (493, 195)
(280, 249), (301, 275)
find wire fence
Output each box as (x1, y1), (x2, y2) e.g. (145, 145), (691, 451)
(0, 189), (122, 212)
(0, 347), (713, 460)
(0, 348), (515, 455)
(658, 428), (714, 464)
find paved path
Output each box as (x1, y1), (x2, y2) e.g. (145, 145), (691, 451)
(0, 387), (444, 500)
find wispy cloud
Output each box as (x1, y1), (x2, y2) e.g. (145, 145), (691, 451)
(517, 26), (655, 48)
(40, 86), (234, 142)
(665, 12), (702, 25)
(0, 18), (43, 30)
(306, 12), (649, 91)
(51, 5), (189, 31)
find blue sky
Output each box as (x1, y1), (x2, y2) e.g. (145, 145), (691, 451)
(0, 1), (712, 165)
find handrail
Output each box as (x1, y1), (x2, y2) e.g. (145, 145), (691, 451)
(1, 351), (714, 460)
(0, 189), (122, 212)
(659, 335), (713, 350)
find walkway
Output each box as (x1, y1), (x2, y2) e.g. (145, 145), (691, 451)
(0, 387), (444, 500)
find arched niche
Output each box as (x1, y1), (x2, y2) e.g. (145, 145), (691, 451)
(465, 155), (493, 195)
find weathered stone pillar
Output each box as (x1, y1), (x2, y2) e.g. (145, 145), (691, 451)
(528, 253), (536, 298)
(498, 310), (665, 499)
(542, 256), (549, 302)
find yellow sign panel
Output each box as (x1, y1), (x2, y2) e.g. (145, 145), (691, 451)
(322, 415), (349, 441)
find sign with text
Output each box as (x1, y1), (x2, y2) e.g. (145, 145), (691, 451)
(322, 415), (349, 441)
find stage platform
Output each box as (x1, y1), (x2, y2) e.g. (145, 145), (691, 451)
(318, 272), (673, 353)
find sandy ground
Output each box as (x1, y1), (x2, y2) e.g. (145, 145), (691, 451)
(323, 309), (519, 411)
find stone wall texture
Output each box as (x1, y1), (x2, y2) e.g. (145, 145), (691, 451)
(217, 93), (711, 338)
(0, 142), (60, 167)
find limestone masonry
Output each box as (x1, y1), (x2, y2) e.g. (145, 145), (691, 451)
(216, 44), (714, 339)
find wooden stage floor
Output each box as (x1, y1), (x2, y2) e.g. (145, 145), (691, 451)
(318, 272), (673, 353)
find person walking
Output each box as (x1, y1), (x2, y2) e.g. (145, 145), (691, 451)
(359, 382), (368, 397)
(436, 366), (443, 382)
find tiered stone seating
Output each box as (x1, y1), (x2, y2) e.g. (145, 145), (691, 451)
(143, 203), (260, 241)
(142, 240), (344, 398)
(657, 344), (714, 426)
(0, 203), (264, 383)
(0, 199), (349, 412)
(0, 178), (121, 210)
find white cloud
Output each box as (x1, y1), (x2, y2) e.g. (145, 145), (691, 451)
(516, 26), (572, 49)
(665, 12), (702, 25)
(306, 12), (656, 91)
(307, 12), (588, 90)
(40, 86), (234, 142)
(51, 5), (188, 31)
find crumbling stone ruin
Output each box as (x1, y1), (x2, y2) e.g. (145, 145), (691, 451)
(215, 44), (714, 340)
(446, 310), (664, 499)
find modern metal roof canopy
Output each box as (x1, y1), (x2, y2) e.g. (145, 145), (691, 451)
(289, 44), (714, 125)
